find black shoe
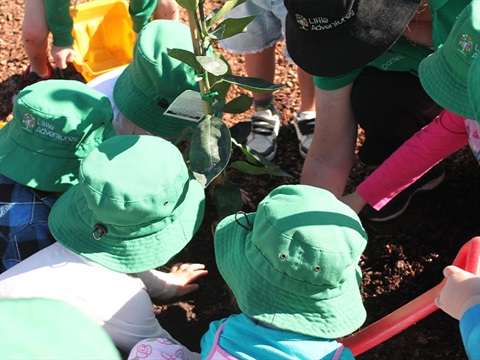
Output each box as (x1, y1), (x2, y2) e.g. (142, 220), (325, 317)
(12, 63), (54, 98)
(360, 164), (446, 222)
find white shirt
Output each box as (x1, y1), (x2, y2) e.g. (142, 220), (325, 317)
(0, 242), (195, 357)
(87, 66), (153, 136)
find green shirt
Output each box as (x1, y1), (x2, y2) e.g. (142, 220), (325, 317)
(45, 0), (157, 47)
(314, 0), (471, 90)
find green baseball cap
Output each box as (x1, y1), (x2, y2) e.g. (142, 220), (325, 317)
(0, 80), (115, 192)
(49, 135), (205, 273)
(419, 0), (480, 119)
(0, 298), (121, 359)
(113, 20), (200, 139)
(214, 185), (368, 339)
(469, 55), (480, 123)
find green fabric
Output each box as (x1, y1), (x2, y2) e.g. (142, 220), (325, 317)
(0, 298), (121, 360)
(113, 20), (200, 139)
(468, 56), (480, 124)
(419, 0), (480, 119)
(129, 0), (158, 33)
(0, 80), (115, 192)
(214, 185), (368, 339)
(49, 135), (205, 274)
(314, 0), (472, 90)
(45, 0), (74, 47)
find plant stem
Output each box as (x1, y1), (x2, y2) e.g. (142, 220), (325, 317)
(187, 10), (212, 115)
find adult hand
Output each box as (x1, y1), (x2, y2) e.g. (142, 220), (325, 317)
(51, 45), (76, 70)
(169, 263), (208, 297)
(434, 265), (480, 320)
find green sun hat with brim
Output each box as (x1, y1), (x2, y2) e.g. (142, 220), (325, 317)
(113, 20), (200, 139)
(48, 135), (205, 274)
(0, 80), (115, 192)
(419, 0), (480, 119)
(0, 298), (121, 360)
(468, 56), (480, 124)
(214, 185), (368, 339)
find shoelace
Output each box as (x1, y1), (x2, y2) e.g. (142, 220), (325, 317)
(295, 117), (315, 135)
(250, 115), (278, 135)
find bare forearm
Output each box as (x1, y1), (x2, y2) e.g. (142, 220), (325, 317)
(300, 84), (357, 197)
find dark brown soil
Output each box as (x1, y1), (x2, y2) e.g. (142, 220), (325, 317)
(1, 1), (479, 359)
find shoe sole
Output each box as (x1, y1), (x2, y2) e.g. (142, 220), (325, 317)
(365, 170), (446, 222)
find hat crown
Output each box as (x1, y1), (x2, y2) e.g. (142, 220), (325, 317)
(285, 0), (356, 31)
(442, 0), (480, 81)
(132, 20), (198, 102)
(11, 80), (113, 156)
(469, 56), (480, 123)
(250, 185), (367, 293)
(79, 136), (189, 230)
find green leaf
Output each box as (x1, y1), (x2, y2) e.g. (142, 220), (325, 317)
(189, 116), (232, 187)
(196, 56), (228, 76)
(206, 0), (247, 29)
(176, 0), (198, 13)
(229, 160), (292, 177)
(208, 15), (258, 41)
(229, 121), (251, 144)
(168, 48), (202, 72)
(213, 181), (243, 218)
(223, 74), (285, 93)
(220, 94), (253, 114)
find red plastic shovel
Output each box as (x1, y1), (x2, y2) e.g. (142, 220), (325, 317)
(340, 236), (480, 356)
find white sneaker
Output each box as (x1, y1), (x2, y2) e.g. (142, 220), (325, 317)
(293, 111), (316, 159)
(246, 109), (280, 161)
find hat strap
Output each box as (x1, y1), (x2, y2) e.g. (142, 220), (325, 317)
(234, 211), (252, 232)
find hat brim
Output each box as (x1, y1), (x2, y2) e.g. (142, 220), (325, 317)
(48, 174), (205, 273)
(419, 49), (474, 119)
(214, 213), (366, 339)
(0, 122), (80, 192)
(285, 0), (421, 77)
(113, 65), (198, 139)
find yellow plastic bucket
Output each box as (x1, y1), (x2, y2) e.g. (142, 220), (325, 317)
(70, 0), (136, 82)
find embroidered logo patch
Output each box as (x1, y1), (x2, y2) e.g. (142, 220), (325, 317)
(458, 34), (473, 54)
(296, 14), (309, 31)
(22, 113), (36, 131)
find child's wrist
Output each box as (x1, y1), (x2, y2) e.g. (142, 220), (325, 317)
(459, 295), (480, 319)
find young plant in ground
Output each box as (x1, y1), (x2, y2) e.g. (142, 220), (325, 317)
(169, 0), (291, 218)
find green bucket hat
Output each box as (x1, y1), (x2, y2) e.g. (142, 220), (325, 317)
(419, 0), (480, 119)
(49, 135), (205, 273)
(469, 56), (480, 124)
(113, 20), (200, 139)
(214, 185), (368, 339)
(0, 80), (115, 192)
(0, 298), (121, 359)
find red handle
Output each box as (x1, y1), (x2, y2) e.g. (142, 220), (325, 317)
(340, 236), (480, 356)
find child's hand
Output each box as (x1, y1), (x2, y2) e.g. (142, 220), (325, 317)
(434, 265), (480, 320)
(169, 263), (208, 297)
(51, 45), (76, 70)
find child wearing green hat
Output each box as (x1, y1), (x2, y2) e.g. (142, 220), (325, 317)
(0, 298), (122, 359)
(14, 0), (178, 94)
(88, 19), (201, 139)
(0, 79), (115, 273)
(0, 135), (207, 357)
(128, 184), (368, 359)
(341, 0), (480, 218)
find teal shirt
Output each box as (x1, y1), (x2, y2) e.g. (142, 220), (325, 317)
(460, 304), (480, 360)
(200, 313), (355, 360)
(314, 0), (471, 90)
(45, 0), (157, 47)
